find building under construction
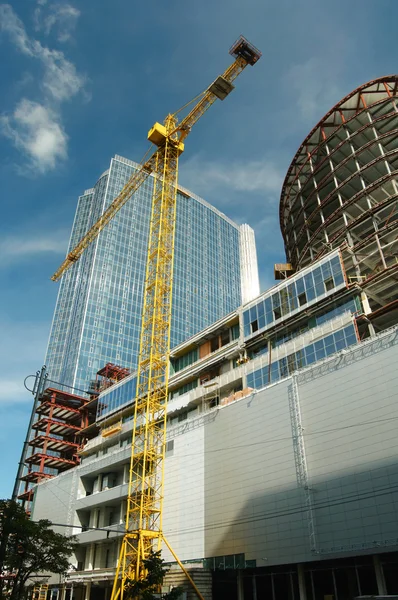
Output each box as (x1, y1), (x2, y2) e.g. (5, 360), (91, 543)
(280, 76), (398, 332)
(16, 364), (132, 510)
(26, 76), (398, 600)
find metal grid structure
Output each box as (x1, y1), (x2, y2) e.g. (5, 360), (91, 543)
(280, 76), (398, 332)
(18, 388), (93, 511)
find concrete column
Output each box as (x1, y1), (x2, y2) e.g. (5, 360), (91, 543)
(237, 570), (244, 600)
(373, 554), (387, 595)
(87, 544), (95, 570)
(297, 564), (307, 600)
(59, 586), (67, 600)
(84, 582), (91, 600)
(252, 574), (257, 600)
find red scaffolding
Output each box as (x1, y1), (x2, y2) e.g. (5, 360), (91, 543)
(18, 387), (96, 510)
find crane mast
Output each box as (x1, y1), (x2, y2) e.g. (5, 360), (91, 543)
(51, 36), (261, 600)
(111, 114), (183, 599)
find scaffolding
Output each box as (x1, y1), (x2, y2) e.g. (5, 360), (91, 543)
(17, 387), (96, 512)
(280, 77), (398, 335)
(89, 363), (131, 396)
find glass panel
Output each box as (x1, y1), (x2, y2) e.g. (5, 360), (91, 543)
(296, 277), (305, 294)
(287, 283), (297, 311)
(314, 340), (326, 360)
(311, 570), (335, 600)
(264, 297), (272, 315)
(321, 261), (332, 278)
(324, 334), (336, 355)
(287, 353), (296, 374)
(258, 314), (266, 329)
(270, 362), (279, 383)
(334, 566), (359, 600)
(273, 573), (294, 600)
(334, 272), (344, 286)
(280, 288), (290, 316)
(256, 576), (273, 600)
(272, 292), (281, 308)
(357, 565), (378, 595)
(247, 373), (255, 388)
(279, 357), (288, 378)
(257, 301), (265, 317)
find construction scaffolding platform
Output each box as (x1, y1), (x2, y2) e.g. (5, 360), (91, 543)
(90, 364), (131, 394)
(17, 386), (97, 511)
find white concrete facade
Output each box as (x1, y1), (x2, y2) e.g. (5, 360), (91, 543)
(32, 327), (398, 589)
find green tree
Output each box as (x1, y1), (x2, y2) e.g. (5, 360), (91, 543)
(0, 500), (77, 600)
(124, 551), (183, 600)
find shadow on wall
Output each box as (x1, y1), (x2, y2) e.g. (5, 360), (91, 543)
(205, 458), (398, 600)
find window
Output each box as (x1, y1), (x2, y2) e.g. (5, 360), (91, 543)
(230, 324), (239, 340)
(211, 336), (220, 352)
(166, 440), (174, 454)
(251, 319), (258, 333)
(324, 276), (334, 292)
(298, 292), (307, 306)
(220, 329), (230, 346)
(273, 307), (282, 320)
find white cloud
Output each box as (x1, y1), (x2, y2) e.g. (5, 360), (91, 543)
(1, 99), (67, 172)
(0, 4), (84, 101)
(0, 4), (85, 171)
(39, 3), (80, 43)
(0, 380), (29, 402)
(0, 228), (68, 262)
(180, 155), (284, 198)
(0, 321), (50, 406)
(286, 57), (345, 124)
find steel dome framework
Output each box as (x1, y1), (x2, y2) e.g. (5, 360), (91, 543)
(280, 76), (398, 332)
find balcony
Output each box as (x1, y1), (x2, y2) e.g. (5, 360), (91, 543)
(66, 567), (116, 584)
(74, 523), (124, 545)
(75, 483), (128, 510)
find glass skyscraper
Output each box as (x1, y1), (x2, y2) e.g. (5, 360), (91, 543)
(45, 155), (259, 392)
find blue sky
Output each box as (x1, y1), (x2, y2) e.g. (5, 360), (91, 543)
(0, 0), (396, 497)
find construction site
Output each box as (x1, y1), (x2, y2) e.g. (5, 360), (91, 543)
(12, 38), (398, 600)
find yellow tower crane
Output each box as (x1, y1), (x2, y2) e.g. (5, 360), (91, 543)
(51, 36), (261, 600)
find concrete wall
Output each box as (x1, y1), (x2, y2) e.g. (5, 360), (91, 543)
(162, 412), (207, 561)
(33, 467), (77, 536)
(204, 379), (308, 565)
(32, 328), (398, 574)
(299, 329), (398, 556)
(202, 327), (398, 565)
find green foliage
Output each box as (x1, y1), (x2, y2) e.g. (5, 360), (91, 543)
(124, 551), (183, 600)
(0, 499), (78, 600)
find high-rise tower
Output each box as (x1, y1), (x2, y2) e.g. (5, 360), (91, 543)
(45, 154), (259, 392)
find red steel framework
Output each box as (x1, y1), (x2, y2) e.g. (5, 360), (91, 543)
(18, 364), (132, 510)
(18, 388), (92, 508)
(280, 76), (398, 332)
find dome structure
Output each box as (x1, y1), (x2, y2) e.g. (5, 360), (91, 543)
(280, 76), (398, 329)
